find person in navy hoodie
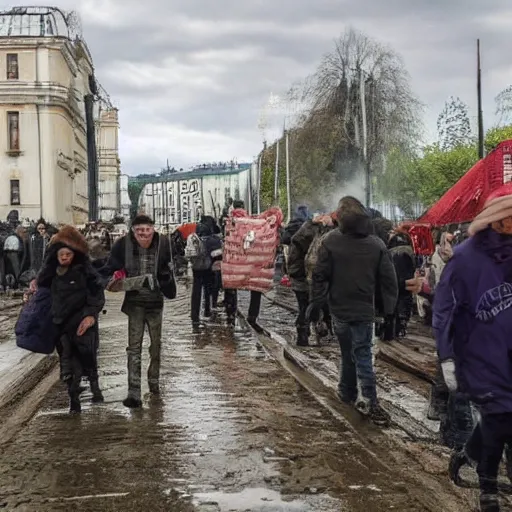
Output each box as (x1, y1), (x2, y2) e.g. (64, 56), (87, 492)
(434, 183), (512, 512)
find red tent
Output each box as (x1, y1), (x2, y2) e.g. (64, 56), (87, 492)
(418, 140), (512, 225)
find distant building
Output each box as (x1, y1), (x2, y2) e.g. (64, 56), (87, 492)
(138, 162), (259, 227)
(0, 7), (115, 224)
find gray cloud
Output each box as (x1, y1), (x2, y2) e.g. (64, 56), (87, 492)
(6, 0), (512, 172)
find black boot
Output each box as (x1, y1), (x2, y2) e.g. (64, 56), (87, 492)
(395, 318), (407, 339)
(448, 450), (469, 486)
(248, 317), (269, 336)
(69, 390), (81, 414)
(67, 380), (81, 414)
(123, 396), (142, 408)
(480, 494), (500, 512)
(296, 327), (309, 347)
(90, 380), (104, 403)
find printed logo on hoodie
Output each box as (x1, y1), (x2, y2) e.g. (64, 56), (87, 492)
(475, 283), (512, 321)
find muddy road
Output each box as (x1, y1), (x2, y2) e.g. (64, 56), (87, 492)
(0, 287), (475, 511)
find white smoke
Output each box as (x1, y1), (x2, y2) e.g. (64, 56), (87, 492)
(324, 172), (366, 213)
(293, 166), (367, 214)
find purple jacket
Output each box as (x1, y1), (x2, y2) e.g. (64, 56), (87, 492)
(433, 228), (512, 415)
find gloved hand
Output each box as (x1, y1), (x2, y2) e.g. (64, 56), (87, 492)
(306, 303), (321, 324)
(441, 359), (458, 392)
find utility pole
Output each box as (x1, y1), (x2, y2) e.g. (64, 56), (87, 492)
(477, 39), (484, 159)
(360, 68), (370, 206)
(285, 129), (291, 223)
(257, 150), (263, 214)
(274, 137), (280, 204)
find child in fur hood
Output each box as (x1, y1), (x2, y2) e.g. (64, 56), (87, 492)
(35, 225), (105, 414)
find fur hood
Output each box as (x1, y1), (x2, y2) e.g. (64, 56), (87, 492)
(50, 225), (88, 255)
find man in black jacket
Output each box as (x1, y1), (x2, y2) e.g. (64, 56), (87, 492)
(309, 197), (398, 426)
(100, 215), (173, 408)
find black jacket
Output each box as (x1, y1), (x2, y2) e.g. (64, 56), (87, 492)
(389, 244), (416, 296)
(100, 232), (173, 309)
(281, 217), (305, 246)
(288, 219), (333, 292)
(37, 254), (105, 329)
(311, 213), (398, 322)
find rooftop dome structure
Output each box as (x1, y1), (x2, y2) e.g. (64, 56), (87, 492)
(0, 6), (80, 38)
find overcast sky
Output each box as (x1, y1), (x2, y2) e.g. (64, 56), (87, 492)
(8, 0), (511, 174)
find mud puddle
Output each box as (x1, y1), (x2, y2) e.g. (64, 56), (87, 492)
(193, 487), (341, 511)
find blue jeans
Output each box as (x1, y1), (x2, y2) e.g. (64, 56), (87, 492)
(333, 318), (377, 406)
(333, 317), (377, 406)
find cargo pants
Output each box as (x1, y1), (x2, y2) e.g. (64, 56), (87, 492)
(126, 306), (163, 400)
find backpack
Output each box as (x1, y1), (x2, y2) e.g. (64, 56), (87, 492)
(185, 233), (211, 270)
(305, 227), (331, 283)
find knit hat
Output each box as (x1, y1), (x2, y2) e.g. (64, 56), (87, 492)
(468, 183), (512, 236)
(131, 214), (154, 227)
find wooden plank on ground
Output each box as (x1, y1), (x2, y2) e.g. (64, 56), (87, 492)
(377, 340), (436, 384)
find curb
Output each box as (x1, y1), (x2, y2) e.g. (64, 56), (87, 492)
(0, 351), (59, 415)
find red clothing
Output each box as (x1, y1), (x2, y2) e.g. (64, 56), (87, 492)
(177, 223), (197, 240)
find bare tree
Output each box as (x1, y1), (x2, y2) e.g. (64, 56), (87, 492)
(437, 96), (473, 150)
(280, 28), (422, 208)
(495, 85), (512, 125)
(307, 29), (421, 163)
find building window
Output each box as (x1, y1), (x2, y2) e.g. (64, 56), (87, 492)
(7, 112), (19, 151)
(7, 54), (18, 79)
(10, 180), (20, 205)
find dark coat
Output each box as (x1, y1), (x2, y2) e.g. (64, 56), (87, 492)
(99, 231), (174, 308)
(30, 225), (105, 354)
(389, 244), (416, 295)
(311, 213), (398, 322)
(281, 218), (305, 246)
(196, 223), (223, 264)
(287, 219), (333, 292)
(37, 252), (105, 328)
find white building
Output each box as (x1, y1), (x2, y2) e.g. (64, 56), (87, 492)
(0, 7), (111, 225)
(138, 163), (259, 228)
(97, 107), (122, 221)
(119, 174), (131, 220)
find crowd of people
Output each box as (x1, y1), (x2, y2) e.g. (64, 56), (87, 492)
(12, 186), (512, 511)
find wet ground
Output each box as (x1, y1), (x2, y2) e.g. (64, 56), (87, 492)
(0, 285), (476, 511)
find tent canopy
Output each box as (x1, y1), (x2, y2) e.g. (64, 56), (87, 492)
(419, 140), (512, 226)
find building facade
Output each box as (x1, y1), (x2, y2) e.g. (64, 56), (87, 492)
(138, 163), (258, 228)
(0, 7), (108, 225)
(97, 107), (121, 221)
